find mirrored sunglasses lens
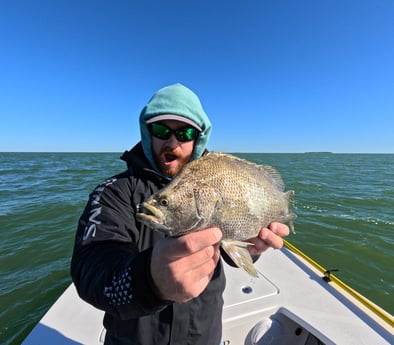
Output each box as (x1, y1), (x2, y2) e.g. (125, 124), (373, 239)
(176, 128), (197, 142)
(151, 123), (171, 139)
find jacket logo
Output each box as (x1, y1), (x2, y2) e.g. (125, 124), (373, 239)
(82, 178), (117, 240)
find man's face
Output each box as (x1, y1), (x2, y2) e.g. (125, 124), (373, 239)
(151, 120), (196, 177)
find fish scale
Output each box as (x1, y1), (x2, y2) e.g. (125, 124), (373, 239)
(137, 152), (297, 277)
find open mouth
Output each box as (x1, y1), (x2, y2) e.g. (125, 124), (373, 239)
(164, 153), (178, 163)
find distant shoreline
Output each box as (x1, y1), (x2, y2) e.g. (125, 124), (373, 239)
(2, 151), (394, 155)
(304, 151), (333, 154)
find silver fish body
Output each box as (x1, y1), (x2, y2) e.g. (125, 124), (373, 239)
(137, 152), (296, 277)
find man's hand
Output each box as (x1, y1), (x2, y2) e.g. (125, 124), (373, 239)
(150, 227), (222, 303)
(246, 222), (290, 256)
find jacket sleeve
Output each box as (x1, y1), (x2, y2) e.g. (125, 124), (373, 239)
(70, 175), (171, 320)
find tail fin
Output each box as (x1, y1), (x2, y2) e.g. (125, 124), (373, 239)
(285, 190), (297, 234)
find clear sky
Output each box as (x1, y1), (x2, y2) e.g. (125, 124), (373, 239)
(1, 0), (393, 153)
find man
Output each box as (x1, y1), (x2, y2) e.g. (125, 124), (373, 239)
(71, 83), (289, 345)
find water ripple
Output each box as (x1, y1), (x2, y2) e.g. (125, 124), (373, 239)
(1, 152), (393, 344)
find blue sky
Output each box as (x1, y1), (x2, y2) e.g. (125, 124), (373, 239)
(1, 0), (393, 153)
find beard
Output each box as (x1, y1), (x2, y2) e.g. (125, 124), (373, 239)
(153, 147), (193, 177)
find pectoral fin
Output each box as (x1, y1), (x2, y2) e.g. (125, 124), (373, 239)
(221, 240), (258, 278)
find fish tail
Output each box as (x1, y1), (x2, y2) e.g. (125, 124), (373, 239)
(221, 240), (259, 277)
(285, 190), (297, 234)
(285, 190), (295, 205)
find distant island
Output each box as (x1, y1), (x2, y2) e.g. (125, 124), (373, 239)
(304, 152), (333, 154)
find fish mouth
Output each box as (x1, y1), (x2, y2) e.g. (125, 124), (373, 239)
(136, 202), (170, 232)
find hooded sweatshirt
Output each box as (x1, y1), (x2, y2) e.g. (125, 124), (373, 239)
(139, 83), (212, 172)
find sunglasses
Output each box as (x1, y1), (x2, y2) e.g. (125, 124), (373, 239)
(149, 123), (199, 142)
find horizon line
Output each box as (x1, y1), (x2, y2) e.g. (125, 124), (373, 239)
(1, 151), (393, 155)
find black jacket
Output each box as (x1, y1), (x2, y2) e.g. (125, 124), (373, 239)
(71, 143), (225, 345)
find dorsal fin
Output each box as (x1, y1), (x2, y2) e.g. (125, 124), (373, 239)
(204, 152), (286, 191)
(258, 165), (285, 191)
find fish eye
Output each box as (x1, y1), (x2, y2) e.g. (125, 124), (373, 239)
(159, 197), (169, 207)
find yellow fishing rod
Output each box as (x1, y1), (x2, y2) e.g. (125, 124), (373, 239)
(283, 239), (394, 328)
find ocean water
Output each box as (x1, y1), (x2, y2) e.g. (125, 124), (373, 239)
(0, 152), (393, 344)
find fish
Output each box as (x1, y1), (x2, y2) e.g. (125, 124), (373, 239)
(136, 152), (297, 277)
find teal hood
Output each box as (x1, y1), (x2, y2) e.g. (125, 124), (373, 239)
(139, 83), (212, 173)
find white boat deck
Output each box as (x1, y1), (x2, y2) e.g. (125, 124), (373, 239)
(23, 246), (394, 345)
(222, 246), (393, 344)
